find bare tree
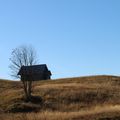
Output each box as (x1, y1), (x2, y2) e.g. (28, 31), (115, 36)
(10, 45), (38, 101)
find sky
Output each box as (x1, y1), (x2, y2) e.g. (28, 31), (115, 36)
(0, 0), (120, 80)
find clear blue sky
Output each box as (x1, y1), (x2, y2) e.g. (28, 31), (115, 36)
(0, 0), (120, 80)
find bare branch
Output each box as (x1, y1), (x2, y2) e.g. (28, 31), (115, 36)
(9, 45), (38, 79)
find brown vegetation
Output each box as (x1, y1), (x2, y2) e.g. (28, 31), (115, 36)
(0, 75), (120, 120)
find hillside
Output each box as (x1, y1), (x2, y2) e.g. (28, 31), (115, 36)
(0, 75), (120, 120)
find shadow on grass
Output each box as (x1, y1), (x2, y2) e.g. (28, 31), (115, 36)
(98, 116), (120, 120)
(7, 96), (43, 113)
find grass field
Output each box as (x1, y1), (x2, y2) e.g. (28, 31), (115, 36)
(0, 75), (120, 120)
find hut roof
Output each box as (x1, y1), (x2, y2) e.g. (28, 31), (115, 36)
(18, 64), (51, 75)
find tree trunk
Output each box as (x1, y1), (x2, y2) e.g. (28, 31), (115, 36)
(28, 81), (32, 100)
(22, 80), (32, 101)
(22, 81), (28, 100)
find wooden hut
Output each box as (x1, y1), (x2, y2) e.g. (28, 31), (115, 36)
(18, 64), (51, 81)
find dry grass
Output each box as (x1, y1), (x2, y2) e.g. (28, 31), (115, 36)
(0, 75), (120, 120)
(0, 105), (120, 120)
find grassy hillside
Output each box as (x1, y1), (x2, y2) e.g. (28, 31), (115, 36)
(0, 75), (120, 120)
